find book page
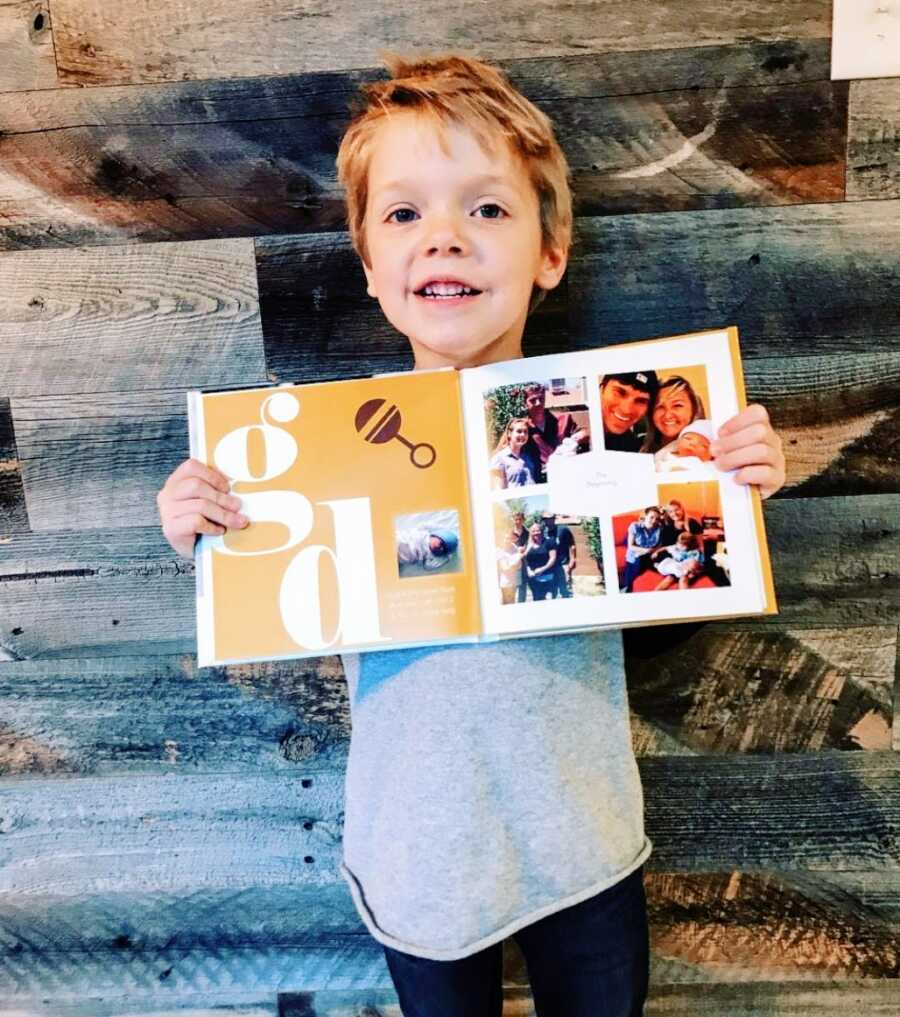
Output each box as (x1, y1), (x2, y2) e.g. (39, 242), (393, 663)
(191, 369), (480, 665)
(459, 327), (774, 637)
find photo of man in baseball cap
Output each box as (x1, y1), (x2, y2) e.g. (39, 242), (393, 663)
(599, 370), (659, 452)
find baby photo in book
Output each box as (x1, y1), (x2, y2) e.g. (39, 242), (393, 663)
(493, 496), (605, 604)
(395, 509), (462, 578)
(614, 481), (730, 594)
(484, 377), (591, 488)
(599, 364), (711, 467)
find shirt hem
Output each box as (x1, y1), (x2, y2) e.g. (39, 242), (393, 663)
(340, 836), (653, 962)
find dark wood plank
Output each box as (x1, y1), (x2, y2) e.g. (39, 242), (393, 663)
(0, 395), (28, 534)
(627, 625), (896, 754)
(0, 1), (56, 94)
(847, 80), (900, 202)
(0, 494), (895, 657)
(0, 239), (266, 396)
(643, 984), (900, 1015)
(640, 752), (900, 869)
(0, 39), (847, 252)
(569, 199), (900, 359)
(48, 1), (832, 88)
(0, 655), (349, 775)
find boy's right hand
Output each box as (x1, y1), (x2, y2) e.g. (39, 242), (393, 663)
(156, 458), (248, 559)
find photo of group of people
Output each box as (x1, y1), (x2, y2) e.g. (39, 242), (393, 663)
(600, 365), (717, 475)
(613, 482), (730, 593)
(493, 497), (604, 605)
(484, 378), (591, 489)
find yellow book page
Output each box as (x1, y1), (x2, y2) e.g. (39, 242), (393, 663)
(199, 369), (479, 662)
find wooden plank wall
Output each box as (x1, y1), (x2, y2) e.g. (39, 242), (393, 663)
(1, 1), (898, 1013)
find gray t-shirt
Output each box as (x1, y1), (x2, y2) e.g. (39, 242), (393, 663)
(340, 630), (651, 960)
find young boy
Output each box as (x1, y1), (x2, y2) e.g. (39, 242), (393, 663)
(157, 53), (785, 1016)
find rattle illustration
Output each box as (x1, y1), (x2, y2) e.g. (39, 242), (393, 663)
(354, 398), (437, 469)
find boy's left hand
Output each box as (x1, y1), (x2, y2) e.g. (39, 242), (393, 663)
(710, 404), (785, 499)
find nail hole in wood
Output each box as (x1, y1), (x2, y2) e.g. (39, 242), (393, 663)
(301, 778), (312, 788)
(304, 855), (314, 864)
(303, 820), (313, 830)
(34, 13), (44, 31)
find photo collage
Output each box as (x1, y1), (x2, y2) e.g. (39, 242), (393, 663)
(483, 364), (733, 605)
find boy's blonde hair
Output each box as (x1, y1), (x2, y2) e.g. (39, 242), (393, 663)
(335, 52), (573, 313)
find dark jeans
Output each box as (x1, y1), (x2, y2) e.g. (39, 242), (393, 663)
(382, 865), (649, 1017)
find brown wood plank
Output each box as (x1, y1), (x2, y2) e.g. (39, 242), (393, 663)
(0, 655), (349, 775)
(627, 625), (896, 754)
(0, 238), (267, 396)
(640, 752), (900, 869)
(0, 494), (895, 657)
(0, 1), (56, 94)
(847, 80), (900, 202)
(48, 1), (832, 88)
(569, 199), (900, 359)
(0, 395), (28, 534)
(0, 39), (848, 252)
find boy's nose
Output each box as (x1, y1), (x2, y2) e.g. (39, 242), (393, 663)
(422, 215), (469, 256)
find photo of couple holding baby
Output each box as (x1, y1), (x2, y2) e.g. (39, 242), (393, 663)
(601, 367), (716, 473)
(619, 496), (728, 594)
(487, 380), (590, 490)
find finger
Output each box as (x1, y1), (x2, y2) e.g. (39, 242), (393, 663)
(164, 457), (231, 495)
(733, 464), (783, 498)
(168, 498), (248, 529)
(711, 421), (775, 457)
(717, 403), (770, 437)
(714, 442), (779, 473)
(172, 476), (243, 513)
(164, 513), (226, 545)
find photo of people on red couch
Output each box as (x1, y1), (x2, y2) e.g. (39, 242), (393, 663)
(613, 481), (730, 593)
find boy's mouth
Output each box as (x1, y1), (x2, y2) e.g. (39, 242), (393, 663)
(414, 279), (483, 301)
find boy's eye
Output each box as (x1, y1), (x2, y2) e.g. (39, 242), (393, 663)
(475, 203), (505, 219)
(387, 208), (419, 224)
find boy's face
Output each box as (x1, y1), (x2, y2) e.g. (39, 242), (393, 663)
(361, 112), (566, 369)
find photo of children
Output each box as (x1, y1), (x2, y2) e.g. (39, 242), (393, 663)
(613, 481), (730, 593)
(395, 509), (462, 578)
(599, 365), (712, 465)
(493, 496), (605, 603)
(484, 378), (591, 487)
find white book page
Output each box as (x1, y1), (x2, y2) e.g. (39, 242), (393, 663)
(459, 329), (769, 637)
(187, 390), (217, 666)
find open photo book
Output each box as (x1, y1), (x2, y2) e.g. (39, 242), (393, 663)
(188, 326), (777, 666)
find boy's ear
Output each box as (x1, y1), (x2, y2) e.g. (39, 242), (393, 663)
(535, 242), (568, 291)
(362, 259), (377, 298)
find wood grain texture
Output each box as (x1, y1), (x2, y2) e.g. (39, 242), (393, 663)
(627, 625), (896, 753)
(279, 984), (900, 1016)
(0, 39), (847, 251)
(0, 1), (55, 94)
(0, 239), (266, 396)
(847, 79), (900, 201)
(640, 752), (900, 869)
(0, 495), (894, 658)
(0, 655), (349, 775)
(48, 1), (832, 88)
(0, 395), (28, 534)
(0, 999), (278, 1017)
(569, 199), (900, 359)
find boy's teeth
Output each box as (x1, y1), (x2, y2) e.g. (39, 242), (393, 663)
(422, 283), (475, 296)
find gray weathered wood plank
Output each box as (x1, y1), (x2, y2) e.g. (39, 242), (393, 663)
(0, 1), (56, 94)
(640, 752), (900, 869)
(847, 79), (900, 202)
(0, 495), (896, 658)
(48, 1), (832, 88)
(0, 40), (847, 251)
(0, 655), (349, 775)
(569, 199), (900, 358)
(0, 238), (266, 396)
